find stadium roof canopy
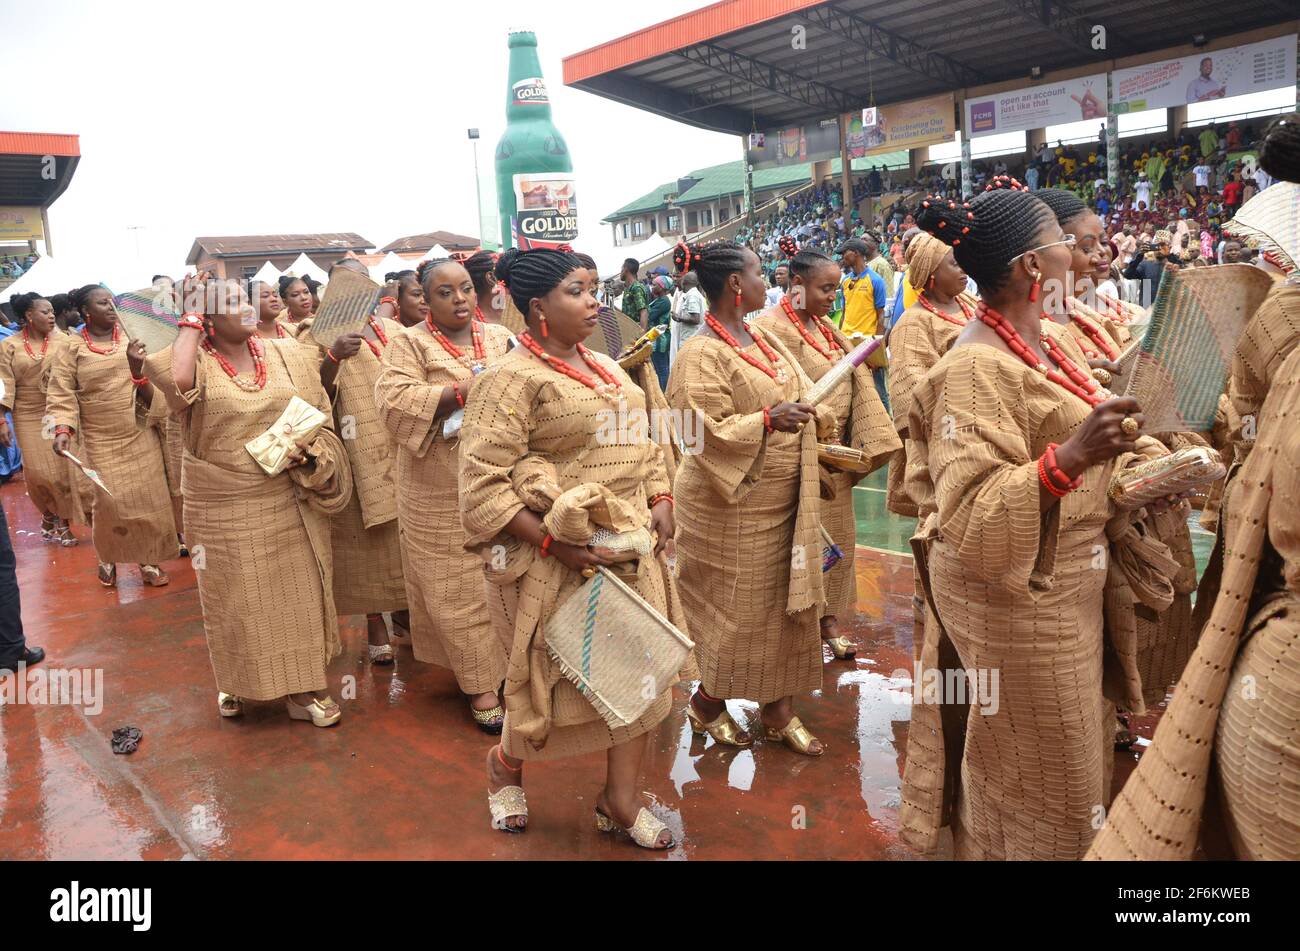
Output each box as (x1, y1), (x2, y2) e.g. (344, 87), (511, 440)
(0, 131), (80, 206)
(563, 0), (1296, 135)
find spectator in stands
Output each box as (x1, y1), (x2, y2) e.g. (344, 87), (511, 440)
(765, 262), (789, 309)
(670, 270), (705, 362)
(1199, 123), (1219, 159)
(1221, 239), (1244, 264)
(619, 258), (648, 328)
(1222, 168), (1244, 219)
(863, 234), (895, 305)
(1125, 228), (1180, 304)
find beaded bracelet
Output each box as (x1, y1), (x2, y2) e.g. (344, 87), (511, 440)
(326, 349), (340, 364)
(54, 425), (73, 437)
(762, 406), (775, 433)
(1038, 456), (1071, 497)
(130, 373), (150, 388)
(378, 296), (399, 309)
(178, 313), (204, 331)
(540, 534), (553, 558)
(451, 383), (465, 408)
(649, 493), (674, 509)
(1044, 442), (1082, 491)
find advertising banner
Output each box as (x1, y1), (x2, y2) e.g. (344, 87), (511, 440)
(0, 207), (43, 242)
(746, 117), (841, 170)
(512, 173), (577, 249)
(1111, 35), (1297, 112)
(964, 73), (1107, 138)
(852, 93), (954, 156)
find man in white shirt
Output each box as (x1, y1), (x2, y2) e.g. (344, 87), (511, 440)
(1134, 173), (1152, 209)
(1192, 163), (1211, 188)
(764, 263), (789, 309)
(670, 271), (706, 362)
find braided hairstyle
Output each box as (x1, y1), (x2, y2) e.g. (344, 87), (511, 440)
(463, 250), (498, 298)
(277, 274), (306, 299)
(48, 292), (74, 330)
(915, 187), (1053, 294)
(779, 236), (836, 281)
(8, 291), (45, 324)
(1258, 112), (1300, 184)
(494, 247), (583, 315)
(672, 241), (748, 302)
(69, 284), (103, 318)
(1033, 188), (1089, 228)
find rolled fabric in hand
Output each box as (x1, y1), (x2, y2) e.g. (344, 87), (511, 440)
(803, 335), (884, 406)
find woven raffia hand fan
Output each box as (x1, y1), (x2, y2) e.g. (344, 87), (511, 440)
(1224, 181), (1300, 272)
(309, 268), (380, 348)
(1121, 264), (1275, 432)
(545, 566), (693, 728)
(112, 287), (180, 352)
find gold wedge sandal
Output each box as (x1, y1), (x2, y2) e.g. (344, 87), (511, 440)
(472, 703), (505, 735)
(217, 693), (243, 718)
(823, 635), (857, 660)
(764, 715), (824, 756)
(368, 643), (395, 665)
(286, 695), (342, 727)
(595, 806), (674, 850)
(686, 699), (753, 747)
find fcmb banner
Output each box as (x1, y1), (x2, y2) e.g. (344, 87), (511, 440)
(1110, 35), (1297, 113)
(964, 73), (1108, 138)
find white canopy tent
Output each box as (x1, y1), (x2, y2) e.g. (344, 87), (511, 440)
(3, 256), (81, 300)
(370, 251), (413, 283)
(420, 243), (451, 261)
(249, 260), (282, 286)
(282, 253), (329, 285)
(589, 233), (672, 280)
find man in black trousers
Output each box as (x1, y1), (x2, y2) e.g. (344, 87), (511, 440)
(0, 503), (43, 675)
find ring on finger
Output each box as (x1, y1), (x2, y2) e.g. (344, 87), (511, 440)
(1120, 416), (1140, 437)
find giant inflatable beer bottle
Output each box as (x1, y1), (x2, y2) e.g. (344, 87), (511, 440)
(494, 30), (578, 250)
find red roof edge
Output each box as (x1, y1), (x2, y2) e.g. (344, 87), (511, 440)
(0, 132), (81, 158)
(563, 0), (827, 85)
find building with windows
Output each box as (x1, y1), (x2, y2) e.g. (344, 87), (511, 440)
(185, 233), (375, 281)
(603, 155), (905, 247)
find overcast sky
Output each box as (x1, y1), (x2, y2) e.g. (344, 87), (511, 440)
(3, 0), (739, 285)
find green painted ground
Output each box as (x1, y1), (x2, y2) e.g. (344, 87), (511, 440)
(853, 463), (1217, 582)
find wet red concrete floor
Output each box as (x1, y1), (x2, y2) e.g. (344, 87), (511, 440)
(0, 478), (1165, 860)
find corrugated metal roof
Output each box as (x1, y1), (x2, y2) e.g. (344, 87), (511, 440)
(566, 1), (1297, 134)
(186, 233), (374, 265)
(381, 230), (480, 253)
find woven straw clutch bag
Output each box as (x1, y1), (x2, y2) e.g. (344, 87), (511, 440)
(1109, 445), (1226, 510)
(546, 566), (693, 728)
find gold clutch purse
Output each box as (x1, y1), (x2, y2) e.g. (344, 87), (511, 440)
(616, 326), (663, 369)
(244, 396), (329, 476)
(1108, 446), (1226, 510)
(818, 443), (871, 474)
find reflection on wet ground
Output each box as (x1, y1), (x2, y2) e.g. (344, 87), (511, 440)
(0, 472), (1186, 860)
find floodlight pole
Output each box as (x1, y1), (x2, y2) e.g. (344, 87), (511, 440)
(469, 128), (485, 249)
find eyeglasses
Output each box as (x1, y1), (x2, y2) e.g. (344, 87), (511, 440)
(1010, 234), (1077, 263)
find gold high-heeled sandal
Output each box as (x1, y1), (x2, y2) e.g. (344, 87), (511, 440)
(764, 715), (824, 756)
(286, 695), (342, 727)
(686, 701), (753, 747)
(595, 806), (674, 850)
(368, 643), (395, 665)
(471, 703), (505, 735)
(217, 693), (243, 718)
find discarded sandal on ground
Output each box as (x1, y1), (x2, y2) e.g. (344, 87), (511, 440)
(471, 702), (505, 735)
(217, 692), (243, 718)
(368, 643), (395, 665)
(764, 715), (824, 756)
(823, 635), (857, 659)
(686, 700), (752, 747)
(595, 805), (674, 850)
(286, 695), (342, 727)
(97, 563), (117, 587)
(139, 564), (169, 587)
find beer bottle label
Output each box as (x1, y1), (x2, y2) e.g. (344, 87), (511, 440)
(512, 78), (550, 106)
(512, 173), (578, 249)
